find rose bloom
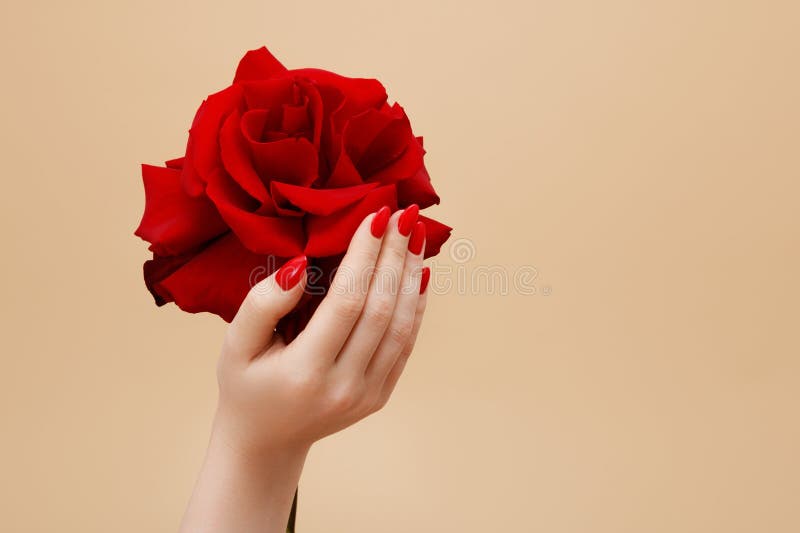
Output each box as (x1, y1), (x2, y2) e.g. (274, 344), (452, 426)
(135, 47), (451, 333)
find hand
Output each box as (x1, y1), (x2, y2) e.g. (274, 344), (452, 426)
(180, 206), (431, 533)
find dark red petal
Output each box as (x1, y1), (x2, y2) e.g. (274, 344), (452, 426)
(135, 164), (227, 255)
(418, 215), (452, 259)
(343, 108), (397, 164)
(368, 135), (425, 184)
(155, 234), (283, 322)
(219, 110), (269, 202)
(271, 181), (378, 216)
(397, 165), (440, 209)
(205, 170), (305, 256)
(305, 185), (397, 257)
(342, 104), (424, 183)
(143, 251), (197, 306)
(234, 47), (288, 83)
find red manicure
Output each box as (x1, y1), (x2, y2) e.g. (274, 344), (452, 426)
(275, 255), (307, 290)
(397, 204), (419, 236)
(370, 205), (391, 238)
(420, 266), (431, 294)
(408, 221), (426, 255)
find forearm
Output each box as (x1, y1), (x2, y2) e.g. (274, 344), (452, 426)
(179, 415), (309, 533)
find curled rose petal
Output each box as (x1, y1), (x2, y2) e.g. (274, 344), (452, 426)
(206, 170), (305, 256)
(135, 164), (227, 256)
(245, 135), (319, 187)
(397, 165), (440, 209)
(234, 46), (288, 83)
(305, 185), (398, 257)
(271, 181), (378, 216)
(188, 85), (245, 185)
(219, 110), (269, 203)
(418, 215), (452, 259)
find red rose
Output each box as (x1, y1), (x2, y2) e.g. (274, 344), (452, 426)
(136, 46), (451, 326)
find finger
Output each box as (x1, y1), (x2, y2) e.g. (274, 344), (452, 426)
(223, 255), (308, 363)
(365, 223), (425, 384)
(295, 206), (391, 361)
(336, 205), (419, 373)
(378, 268), (429, 402)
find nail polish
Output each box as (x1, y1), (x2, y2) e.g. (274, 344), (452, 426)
(370, 205), (391, 238)
(408, 221), (426, 255)
(397, 204), (419, 236)
(420, 266), (431, 295)
(275, 255), (307, 290)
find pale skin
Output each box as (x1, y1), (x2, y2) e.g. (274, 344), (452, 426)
(180, 208), (428, 533)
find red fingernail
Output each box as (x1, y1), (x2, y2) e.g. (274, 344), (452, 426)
(420, 266), (431, 294)
(275, 255), (307, 290)
(397, 204), (419, 236)
(408, 221), (426, 255)
(370, 206), (391, 238)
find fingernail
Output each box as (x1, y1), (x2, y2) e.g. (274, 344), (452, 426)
(275, 255), (307, 290)
(370, 205), (391, 238)
(408, 221), (426, 255)
(420, 266), (431, 294)
(397, 204), (419, 236)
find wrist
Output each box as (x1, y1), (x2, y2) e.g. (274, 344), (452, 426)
(209, 409), (311, 473)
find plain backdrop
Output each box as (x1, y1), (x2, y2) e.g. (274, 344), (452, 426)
(1, 1), (798, 532)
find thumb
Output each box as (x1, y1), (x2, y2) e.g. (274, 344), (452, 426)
(224, 255), (308, 361)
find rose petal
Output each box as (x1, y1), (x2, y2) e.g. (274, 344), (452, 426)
(206, 170), (305, 256)
(135, 164), (227, 256)
(305, 185), (398, 257)
(244, 133), (319, 187)
(234, 47), (288, 83)
(143, 251), (197, 305)
(281, 100), (311, 136)
(397, 165), (440, 209)
(240, 77), (295, 109)
(271, 181), (378, 216)
(293, 68), (387, 118)
(187, 85), (245, 186)
(327, 149), (364, 188)
(154, 233), (283, 322)
(165, 157), (184, 169)
(367, 135), (425, 184)
(343, 108), (398, 164)
(418, 215), (452, 259)
(219, 110), (269, 202)
(180, 103), (208, 197)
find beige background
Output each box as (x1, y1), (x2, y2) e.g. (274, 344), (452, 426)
(1, 1), (799, 531)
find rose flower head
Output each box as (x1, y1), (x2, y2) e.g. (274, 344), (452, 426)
(136, 46), (451, 333)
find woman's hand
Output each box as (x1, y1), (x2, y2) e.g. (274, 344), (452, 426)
(180, 206), (431, 533)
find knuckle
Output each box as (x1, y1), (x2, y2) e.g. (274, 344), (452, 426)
(385, 244), (406, 266)
(364, 297), (394, 324)
(327, 381), (364, 413)
(387, 319), (413, 345)
(333, 292), (364, 322)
